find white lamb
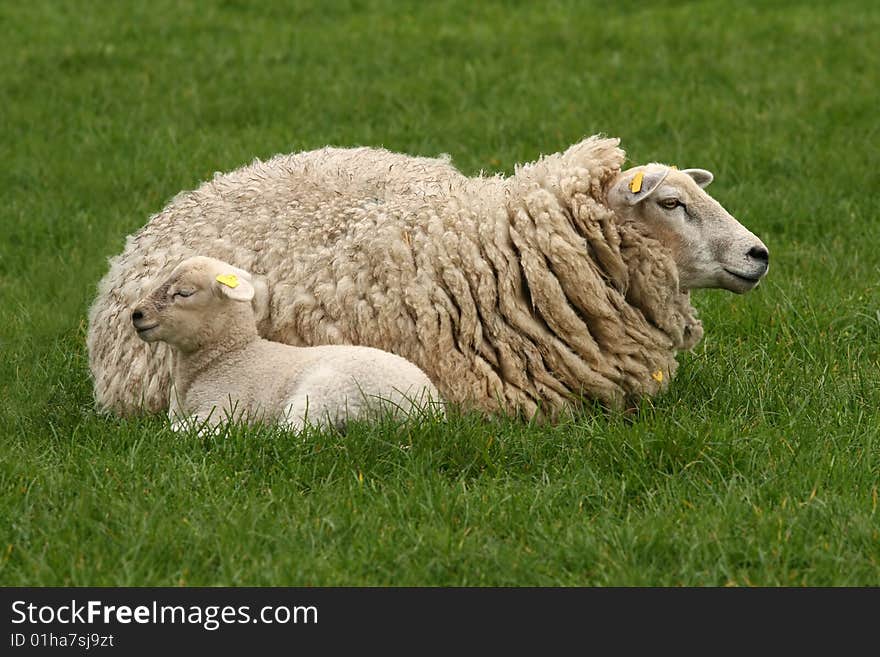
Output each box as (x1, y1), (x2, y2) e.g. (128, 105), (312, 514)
(131, 256), (442, 432)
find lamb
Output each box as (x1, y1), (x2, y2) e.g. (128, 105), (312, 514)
(131, 256), (441, 431)
(88, 135), (769, 420)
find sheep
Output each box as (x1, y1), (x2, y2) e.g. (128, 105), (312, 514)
(88, 135), (770, 420)
(130, 256), (441, 431)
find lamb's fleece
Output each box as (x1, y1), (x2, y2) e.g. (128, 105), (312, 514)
(88, 136), (703, 419)
(133, 256), (441, 432)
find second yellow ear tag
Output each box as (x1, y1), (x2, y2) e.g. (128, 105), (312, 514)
(652, 369), (664, 383)
(216, 273), (239, 288)
(629, 171), (644, 193)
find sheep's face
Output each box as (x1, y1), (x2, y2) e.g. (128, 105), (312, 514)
(131, 256), (258, 352)
(606, 165), (769, 293)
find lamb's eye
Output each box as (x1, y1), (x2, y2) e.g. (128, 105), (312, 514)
(173, 289), (195, 298)
(660, 198), (681, 210)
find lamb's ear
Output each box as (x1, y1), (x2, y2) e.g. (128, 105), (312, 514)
(681, 168), (714, 188)
(213, 273), (255, 302)
(609, 166), (671, 206)
(224, 265), (269, 320)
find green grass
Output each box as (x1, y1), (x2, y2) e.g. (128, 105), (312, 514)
(2, 0), (879, 585)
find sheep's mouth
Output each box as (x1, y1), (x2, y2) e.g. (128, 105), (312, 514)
(135, 323), (159, 336)
(723, 268), (762, 284)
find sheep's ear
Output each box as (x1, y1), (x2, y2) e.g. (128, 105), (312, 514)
(611, 166), (671, 206)
(214, 273), (255, 302)
(248, 275), (270, 324)
(681, 168), (714, 188)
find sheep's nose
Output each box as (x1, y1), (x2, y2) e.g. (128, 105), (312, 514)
(747, 245), (769, 263)
(131, 309), (144, 323)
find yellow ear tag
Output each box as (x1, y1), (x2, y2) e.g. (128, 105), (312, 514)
(652, 369), (664, 383)
(216, 273), (239, 289)
(629, 171), (644, 193)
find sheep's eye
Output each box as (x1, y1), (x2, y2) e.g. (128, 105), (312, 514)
(659, 198), (681, 210)
(173, 289), (195, 298)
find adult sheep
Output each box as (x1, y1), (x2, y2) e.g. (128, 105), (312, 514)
(87, 136), (769, 420)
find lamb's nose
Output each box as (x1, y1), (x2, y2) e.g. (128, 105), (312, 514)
(131, 309), (144, 323)
(747, 245), (769, 263)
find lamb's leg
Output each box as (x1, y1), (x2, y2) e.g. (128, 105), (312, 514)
(281, 366), (362, 433)
(281, 391), (339, 433)
(167, 384), (200, 433)
(279, 394), (310, 433)
(168, 403), (222, 437)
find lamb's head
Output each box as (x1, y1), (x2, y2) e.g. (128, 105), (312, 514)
(131, 256), (263, 352)
(605, 164), (769, 293)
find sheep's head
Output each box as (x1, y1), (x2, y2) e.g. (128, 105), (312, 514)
(605, 164), (769, 293)
(131, 256), (264, 352)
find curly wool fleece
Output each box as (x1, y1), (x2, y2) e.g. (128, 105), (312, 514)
(88, 136), (702, 419)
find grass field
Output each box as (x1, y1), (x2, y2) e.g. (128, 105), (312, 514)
(2, 0), (879, 586)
